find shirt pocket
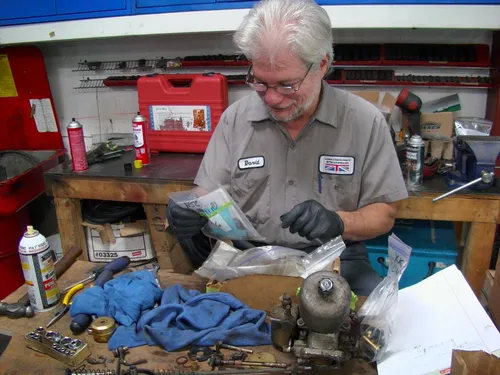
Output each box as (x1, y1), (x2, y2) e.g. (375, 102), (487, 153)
(312, 173), (361, 212)
(231, 167), (271, 225)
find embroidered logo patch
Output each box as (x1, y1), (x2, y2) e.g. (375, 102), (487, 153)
(238, 156), (265, 170)
(319, 155), (354, 175)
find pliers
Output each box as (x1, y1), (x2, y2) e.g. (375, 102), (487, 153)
(46, 284), (84, 328)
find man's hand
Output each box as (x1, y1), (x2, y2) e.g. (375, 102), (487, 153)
(280, 200), (344, 241)
(166, 201), (208, 238)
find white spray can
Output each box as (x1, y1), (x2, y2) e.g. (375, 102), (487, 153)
(18, 226), (60, 312)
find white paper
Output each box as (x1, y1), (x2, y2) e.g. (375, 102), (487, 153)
(377, 265), (500, 375)
(30, 98), (58, 132)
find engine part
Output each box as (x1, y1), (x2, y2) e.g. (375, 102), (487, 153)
(25, 327), (90, 366)
(270, 270), (358, 368)
(90, 317), (116, 343)
(229, 351), (248, 361)
(175, 356), (189, 365)
(188, 346), (214, 362)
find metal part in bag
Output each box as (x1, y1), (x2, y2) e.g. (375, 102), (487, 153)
(270, 270), (359, 369)
(25, 327), (90, 367)
(65, 368), (309, 375)
(18, 226), (61, 312)
(405, 135), (425, 189)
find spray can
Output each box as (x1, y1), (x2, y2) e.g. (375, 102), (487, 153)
(18, 226), (60, 312)
(405, 135), (425, 188)
(67, 118), (88, 172)
(132, 112), (150, 165)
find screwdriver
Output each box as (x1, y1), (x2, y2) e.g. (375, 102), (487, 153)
(69, 256), (130, 334)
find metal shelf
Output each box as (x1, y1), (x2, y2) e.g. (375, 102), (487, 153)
(73, 58), (181, 72)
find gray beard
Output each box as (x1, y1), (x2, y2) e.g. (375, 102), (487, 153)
(268, 86), (319, 123)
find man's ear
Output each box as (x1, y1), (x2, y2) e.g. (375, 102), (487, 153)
(320, 54), (330, 77)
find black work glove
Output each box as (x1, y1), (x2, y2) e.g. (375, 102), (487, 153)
(280, 200), (344, 241)
(166, 200), (208, 239)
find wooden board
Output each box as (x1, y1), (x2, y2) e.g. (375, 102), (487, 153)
(0, 261), (375, 375)
(54, 198), (88, 261)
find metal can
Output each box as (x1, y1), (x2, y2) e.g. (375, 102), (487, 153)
(67, 118), (88, 172)
(405, 135), (425, 188)
(18, 226), (60, 312)
(132, 112), (150, 165)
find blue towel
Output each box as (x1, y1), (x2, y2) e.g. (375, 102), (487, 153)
(69, 270), (163, 327)
(108, 284), (272, 351)
(69, 271), (271, 351)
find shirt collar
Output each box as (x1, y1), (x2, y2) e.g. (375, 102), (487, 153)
(246, 80), (337, 127)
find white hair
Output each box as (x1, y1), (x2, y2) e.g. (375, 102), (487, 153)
(233, 0), (334, 69)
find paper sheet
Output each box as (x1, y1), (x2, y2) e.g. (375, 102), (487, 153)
(29, 98), (58, 132)
(377, 265), (500, 375)
(0, 54), (18, 98)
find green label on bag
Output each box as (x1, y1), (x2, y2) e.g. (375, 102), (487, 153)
(199, 202), (233, 219)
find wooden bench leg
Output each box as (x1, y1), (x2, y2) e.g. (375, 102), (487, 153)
(54, 197), (88, 261)
(462, 222), (496, 297)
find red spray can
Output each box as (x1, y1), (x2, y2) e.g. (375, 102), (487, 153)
(133, 112), (150, 165)
(67, 118), (88, 172)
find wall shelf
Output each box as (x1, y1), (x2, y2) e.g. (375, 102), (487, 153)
(1, 5), (500, 45)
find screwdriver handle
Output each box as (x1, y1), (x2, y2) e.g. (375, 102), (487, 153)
(70, 256), (130, 334)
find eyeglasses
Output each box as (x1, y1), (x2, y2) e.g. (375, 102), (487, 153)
(245, 64), (313, 95)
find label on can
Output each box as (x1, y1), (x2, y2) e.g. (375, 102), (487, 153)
(133, 123), (144, 148)
(406, 139), (425, 187)
(68, 127), (88, 172)
(20, 248), (60, 312)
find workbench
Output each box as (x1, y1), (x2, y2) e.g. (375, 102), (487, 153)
(0, 261), (375, 375)
(44, 151), (500, 297)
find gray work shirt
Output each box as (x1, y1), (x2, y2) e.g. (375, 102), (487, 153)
(194, 80), (409, 249)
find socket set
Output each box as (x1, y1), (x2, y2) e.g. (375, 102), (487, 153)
(25, 327), (91, 366)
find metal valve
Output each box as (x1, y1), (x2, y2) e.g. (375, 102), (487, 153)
(432, 170), (494, 203)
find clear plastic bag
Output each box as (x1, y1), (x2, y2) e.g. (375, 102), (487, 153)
(169, 185), (265, 242)
(194, 236), (346, 281)
(454, 117), (492, 136)
(357, 234), (412, 363)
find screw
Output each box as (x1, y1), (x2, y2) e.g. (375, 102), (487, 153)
(318, 278), (334, 293)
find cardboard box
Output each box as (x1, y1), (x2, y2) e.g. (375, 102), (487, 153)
(401, 112), (454, 141)
(85, 221), (155, 262)
(143, 203), (193, 274)
(353, 91), (379, 105)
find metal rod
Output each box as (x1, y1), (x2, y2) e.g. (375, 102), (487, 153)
(432, 176), (483, 203)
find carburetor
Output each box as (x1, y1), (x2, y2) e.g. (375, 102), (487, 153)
(270, 270), (360, 368)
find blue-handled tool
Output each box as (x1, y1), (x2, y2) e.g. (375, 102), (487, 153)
(70, 256), (130, 334)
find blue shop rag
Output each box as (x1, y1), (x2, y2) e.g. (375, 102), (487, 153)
(69, 270), (163, 326)
(109, 284), (272, 351)
(69, 272), (272, 351)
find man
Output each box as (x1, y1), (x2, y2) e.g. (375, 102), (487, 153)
(167, 0), (408, 296)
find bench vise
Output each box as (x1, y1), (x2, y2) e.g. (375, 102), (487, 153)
(446, 135), (500, 190)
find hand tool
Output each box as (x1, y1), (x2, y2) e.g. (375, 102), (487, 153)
(0, 246), (82, 319)
(395, 88), (422, 137)
(60, 259), (121, 295)
(46, 283), (84, 328)
(25, 327), (90, 367)
(70, 256), (131, 334)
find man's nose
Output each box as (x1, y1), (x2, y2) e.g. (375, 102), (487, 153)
(263, 87), (284, 106)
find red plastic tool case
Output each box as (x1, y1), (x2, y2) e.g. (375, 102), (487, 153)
(137, 73), (228, 153)
(0, 46), (65, 299)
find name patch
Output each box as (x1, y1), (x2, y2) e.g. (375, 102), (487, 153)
(319, 155), (354, 175)
(238, 156), (265, 170)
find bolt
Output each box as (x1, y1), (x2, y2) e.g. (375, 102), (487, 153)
(209, 356), (288, 370)
(318, 278), (334, 293)
(216, 341), (253, 354)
